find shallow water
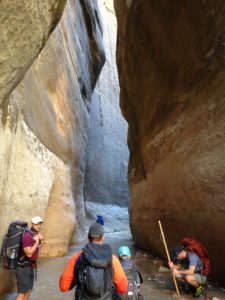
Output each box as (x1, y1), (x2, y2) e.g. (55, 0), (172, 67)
(4, 230), (133, 300)
(4, 229), (225, 300)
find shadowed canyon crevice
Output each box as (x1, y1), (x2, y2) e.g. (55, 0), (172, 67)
(1, 0), (225, 296)
(84, 0), (129, 206)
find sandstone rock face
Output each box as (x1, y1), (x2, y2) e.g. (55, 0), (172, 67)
(0, 0), (67, 105)
(0, 0), (105, 294)
(0, 270), (16, 300)
(84, 0), (129, 206)
(114, 0), (225, 282)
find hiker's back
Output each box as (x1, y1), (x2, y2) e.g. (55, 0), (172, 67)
(120, 260), (143, 300)
(75, 243), (113, 300)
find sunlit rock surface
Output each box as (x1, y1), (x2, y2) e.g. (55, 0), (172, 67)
(84, 1), (129, 206)
(0, 3), (105, 294)
(0, 0), (67, 105)
(114, 0), (225, 282)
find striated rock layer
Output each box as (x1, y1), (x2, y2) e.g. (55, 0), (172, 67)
(114, 0), (225, 282)
(84, 0), (129, 206)
(0, 0), (105, 295)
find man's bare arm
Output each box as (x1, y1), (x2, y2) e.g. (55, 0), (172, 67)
(173, 265), (196, 276)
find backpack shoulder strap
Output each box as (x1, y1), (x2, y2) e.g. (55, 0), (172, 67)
(18, 229), (34, 265)
(136, 269), (143, 284)
(74, 252), (84, 285)
(24, 228), (34, 236)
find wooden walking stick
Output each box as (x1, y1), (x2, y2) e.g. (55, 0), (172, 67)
(158, 220), (180, 297)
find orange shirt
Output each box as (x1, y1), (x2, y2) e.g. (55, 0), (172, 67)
(59, 250), (128, 294)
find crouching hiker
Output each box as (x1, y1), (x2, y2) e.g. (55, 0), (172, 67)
(117, 246), (143, 300)
(169, 238), (210, 298)
(59, 217), (128, 300)
(16, 216), (44, 300)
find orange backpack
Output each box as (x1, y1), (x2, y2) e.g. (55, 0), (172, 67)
(180, 237), (210, 276)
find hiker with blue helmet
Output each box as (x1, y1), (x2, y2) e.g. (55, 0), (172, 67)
(117, 246), (143, 300)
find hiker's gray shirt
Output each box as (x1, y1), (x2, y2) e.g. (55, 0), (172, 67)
(188, 252), (203, 272)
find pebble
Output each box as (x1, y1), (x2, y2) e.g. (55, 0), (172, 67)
(158, 266), (170, 273)
(155, 273), (163, 278)
(153, 259), (163, 265)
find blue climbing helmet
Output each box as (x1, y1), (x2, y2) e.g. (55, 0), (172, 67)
(118, 246), (131, 258)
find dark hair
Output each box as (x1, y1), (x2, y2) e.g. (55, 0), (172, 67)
(173, 245), (185, 259)
(88, 234), (103, 243)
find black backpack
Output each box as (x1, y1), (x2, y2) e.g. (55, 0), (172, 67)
(120, 260), (143, 300)
(75, 243), (113, 300)
(1, 220), (29, 269)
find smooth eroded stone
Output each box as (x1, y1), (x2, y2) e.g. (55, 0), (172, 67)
(114, 0), (225, 282)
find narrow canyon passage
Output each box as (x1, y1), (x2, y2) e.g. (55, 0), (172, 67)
(1, 0), (225, 299)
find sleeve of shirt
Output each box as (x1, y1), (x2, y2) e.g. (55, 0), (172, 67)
(189, 253), (198, 267)
(112, 255), (128, 294)
(59, 250), (83, 292)
(22, 232), (33, 248)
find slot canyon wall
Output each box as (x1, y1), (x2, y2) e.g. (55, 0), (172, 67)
(114, 0), (225, 282)
(0, 0), (105, 295)
(0, 0), (106, 255)
(84, 1), (129, 206)
(0, 0), (129, 296)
